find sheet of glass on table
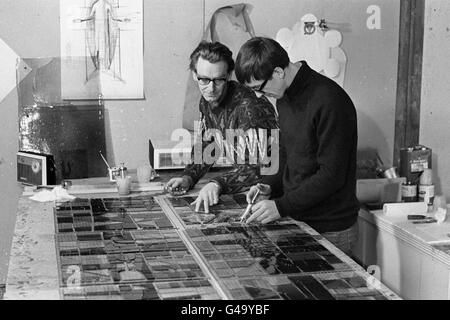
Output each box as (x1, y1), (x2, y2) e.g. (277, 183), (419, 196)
(56, 229), (207, 281)
(55, 228), (221, 300)
(184, 222), (351, 278)
(54, 195), (174, 232)
(53, 195), (223, 300)
(220, 271), (398, 300)
(163, 193), (248, 227)
(61, 279), (221, 300)
(52, 195), (400, 300)
(184, 222), (399, 300)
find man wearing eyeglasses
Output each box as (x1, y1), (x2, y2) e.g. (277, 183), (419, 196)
(235, 37), (359, 255)
(166, 41), (278, 213)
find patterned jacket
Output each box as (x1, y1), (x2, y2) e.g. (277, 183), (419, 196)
(183, 80), (279, 194)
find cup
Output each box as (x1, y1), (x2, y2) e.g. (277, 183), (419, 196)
(116, 176), (132, 195)
(383, 167), (399, 179)
(137, 164), (152, 183)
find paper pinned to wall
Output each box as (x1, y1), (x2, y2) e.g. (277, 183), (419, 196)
(60, 0), (144, 100)
(0, 38), (31, 104)
(275, 14), (347, 87)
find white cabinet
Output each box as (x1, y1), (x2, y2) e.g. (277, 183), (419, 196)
(354, 209), (450, 299)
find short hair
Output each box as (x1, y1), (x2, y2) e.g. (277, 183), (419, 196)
(189, 41), (234, 74)
(235, 37), (290, 84)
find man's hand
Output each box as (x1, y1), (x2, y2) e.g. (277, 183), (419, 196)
(246, 183), (271, 204)
(165, 176), (192, 194)
(191, 182), (221, 213)
(246, 200), (281, 224)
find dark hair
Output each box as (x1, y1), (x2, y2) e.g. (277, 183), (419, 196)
(189, 41), (234, 74)
(235, 37), (290, 84)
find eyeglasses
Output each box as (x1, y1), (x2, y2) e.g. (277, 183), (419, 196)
(195, 74), (228, 86)
(249, 78), (269, 93)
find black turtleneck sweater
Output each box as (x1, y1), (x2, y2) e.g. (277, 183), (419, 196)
(262, 61), (360, 233)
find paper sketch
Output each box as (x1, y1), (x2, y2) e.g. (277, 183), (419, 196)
(60, 0), (143, 99)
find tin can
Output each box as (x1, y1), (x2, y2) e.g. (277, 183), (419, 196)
(419, 184), (435, 206)
(401, 182), (417, 202)
(108, 164), (127, 181)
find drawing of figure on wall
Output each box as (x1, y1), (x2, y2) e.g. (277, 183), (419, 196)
(73, 0), (131, 82)
(61, 0), (143, 99)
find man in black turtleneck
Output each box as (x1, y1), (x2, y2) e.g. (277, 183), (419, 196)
(235, 37), (359, 255)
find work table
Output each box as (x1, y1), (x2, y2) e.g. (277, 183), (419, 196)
(5, 171), (400, 300)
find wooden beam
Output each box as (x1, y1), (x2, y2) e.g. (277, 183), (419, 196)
(393, 0), (425, 167)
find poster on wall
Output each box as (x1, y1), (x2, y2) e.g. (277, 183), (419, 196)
(60, 0), (143, 100)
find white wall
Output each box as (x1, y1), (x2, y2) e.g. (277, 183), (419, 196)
(420, 0), (450, 198)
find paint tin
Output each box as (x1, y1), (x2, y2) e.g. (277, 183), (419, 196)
(401, 182), (417, 202)
(419, 184), (435, 206)
(399, 145), (432, 184)
(108, 163), (127, 181)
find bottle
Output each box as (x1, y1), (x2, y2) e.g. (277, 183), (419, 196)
(418, 168), (434, 210)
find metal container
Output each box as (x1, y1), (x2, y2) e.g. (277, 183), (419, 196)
(109, 163), (127, 181)
(399, 145), (432, 184)
(383, 167), (399, 179)
(401, 182), (417, 202)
